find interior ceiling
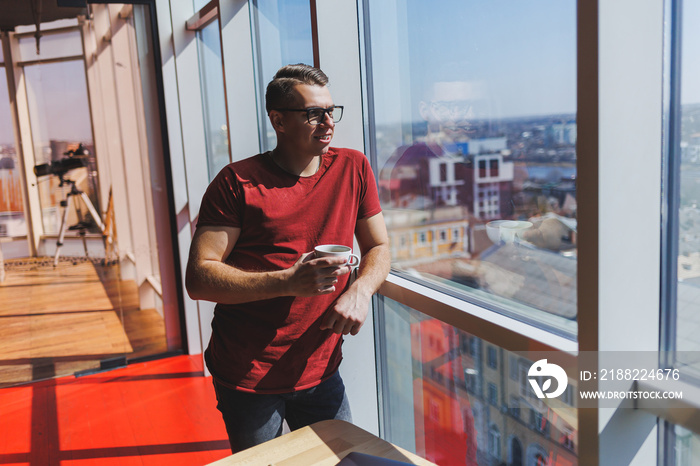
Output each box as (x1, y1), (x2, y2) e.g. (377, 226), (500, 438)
(0, 0), (87, 32)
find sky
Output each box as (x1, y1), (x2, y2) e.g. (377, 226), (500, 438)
(407, 0), (578, 118)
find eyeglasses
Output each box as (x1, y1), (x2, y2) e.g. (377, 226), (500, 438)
(274, 106), (344, 125)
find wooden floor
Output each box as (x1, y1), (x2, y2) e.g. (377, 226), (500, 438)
(0, 258), (168, 387)
(0, 355), (231, 465)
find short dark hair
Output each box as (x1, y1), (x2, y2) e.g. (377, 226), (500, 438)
(265, 64), (329, 114)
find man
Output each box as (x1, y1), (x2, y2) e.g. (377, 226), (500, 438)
(185, 64), (390, 452)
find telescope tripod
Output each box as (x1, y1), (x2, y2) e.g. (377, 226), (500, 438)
(54, 176), (105, 267)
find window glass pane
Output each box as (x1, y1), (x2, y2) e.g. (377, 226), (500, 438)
(15, 19), (79, 34)
(675, 0), (700, 379)
(250, 0), (314, 151)
(0, 68), (27, 238)
(18, 30), (83, 62)
(366, 1), (577, 335)
(673, 426), (700, 465)
(24, 61), (98, 235)
(197, 19), (230, 180)
(378, 296), (578, 465)
(193, 0), (210, 11)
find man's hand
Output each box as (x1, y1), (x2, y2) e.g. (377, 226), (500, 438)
(284, 252), (352, 297)
(319, 213), (391, 335)
(320, 281), (373, 335)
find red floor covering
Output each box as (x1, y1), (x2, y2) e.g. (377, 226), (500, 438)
(0, 355), (231, 465)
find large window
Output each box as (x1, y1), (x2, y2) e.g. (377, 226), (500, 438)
(250, 0), (314, 151)
(661, 0), (700, 462)
(20, 31), (99, 237)
(668, 0), (700, 380)
(364, 0), (577, 336)
(196, 18), (230, 181)
(0, 48), (26, 238)
(377, 297), (577, 465)
(17, 30), (82, 62)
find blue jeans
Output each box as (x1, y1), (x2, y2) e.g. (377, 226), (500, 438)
(213, 370), (352, 453)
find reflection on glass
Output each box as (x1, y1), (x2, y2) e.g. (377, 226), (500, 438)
(379, 297), (578, 465)
(250, 0), (314, 150)
(0, 69), (27, 238)
(24, 60), (98, 235)
(197, 19), (230, 180)
(675, 0), (700, 378)
(366, 0), (577, 334)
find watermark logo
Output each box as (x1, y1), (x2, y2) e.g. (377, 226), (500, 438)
(528, 359), (568, 399)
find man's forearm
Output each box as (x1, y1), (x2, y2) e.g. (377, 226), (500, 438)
(186, 260), (289, 305)
(349, 243), (391, 297)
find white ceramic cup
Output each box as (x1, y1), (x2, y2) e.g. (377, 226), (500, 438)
(314, 244), (360, 266)
(485, 219), (509, 244)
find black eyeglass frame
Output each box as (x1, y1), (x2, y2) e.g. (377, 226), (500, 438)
(273, 106), (344, 125)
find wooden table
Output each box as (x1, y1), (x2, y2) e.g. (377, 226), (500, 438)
(208, 419), (436, 466)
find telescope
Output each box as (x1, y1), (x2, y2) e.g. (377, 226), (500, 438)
(33, 144), (89, 178)
(31, 143), (104, 267)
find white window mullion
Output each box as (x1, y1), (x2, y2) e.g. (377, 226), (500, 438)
(596, 0), (665, 465)
(219, 0), (259, 162)
(5, 33), (41, 255)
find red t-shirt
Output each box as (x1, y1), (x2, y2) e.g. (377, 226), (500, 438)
(197, 147), (382, 393)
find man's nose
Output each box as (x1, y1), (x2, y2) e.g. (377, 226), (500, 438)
(319, 110), (335, 127)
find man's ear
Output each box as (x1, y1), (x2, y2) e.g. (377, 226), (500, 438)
(269, 110), (285, 133)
